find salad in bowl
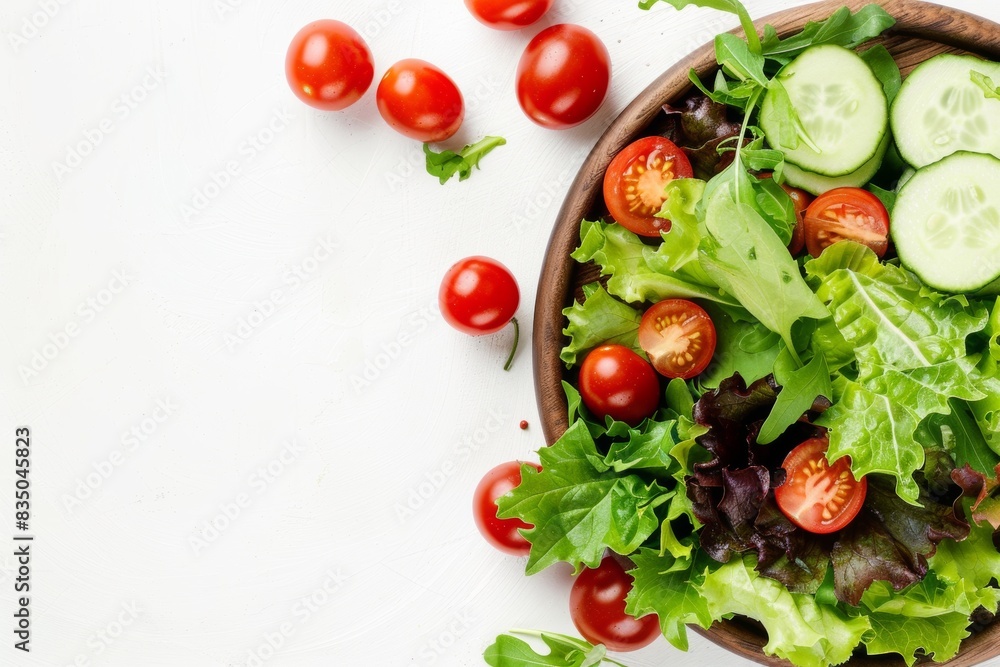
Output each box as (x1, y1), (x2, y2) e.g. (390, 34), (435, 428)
(485, 1), (1000, 666)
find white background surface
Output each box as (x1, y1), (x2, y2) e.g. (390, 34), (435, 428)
(1, 0), (998, 665)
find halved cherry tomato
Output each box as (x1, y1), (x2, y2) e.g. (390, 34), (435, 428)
(802, 187), (890, 258)
(637, 300), (716, 379)
(464, 0), (554, 30)
(570, 556), (659, 652)
(578, 345), (659, 426)
(376, 59), (464, 142)
(285, 20), (374, 111)
(516, 24), (611, 129)
(603, 136), (694, 237)
(774, 437), (867, 534)
(473, 461), (541, 556)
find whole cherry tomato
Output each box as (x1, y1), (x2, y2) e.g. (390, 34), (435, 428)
(439, 256), (519, 335)
(285, 20), (374, 111)
(578, 345), (660, 426)
(473, 461), (541, 556)
(516, 24), (611, 129)
(376, 59), (464, 142)
(464, 0), (554, 30)
(570, 556), (660, 652)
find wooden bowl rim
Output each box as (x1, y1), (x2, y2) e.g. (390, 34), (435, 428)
(531, 0), (1000, 665)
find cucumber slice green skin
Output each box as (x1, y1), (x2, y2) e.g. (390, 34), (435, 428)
(760, 44), (889, 177)
(783, 133), (890, 195)
(891, 54), (1000, 169)
(892, 151), (1000, 293)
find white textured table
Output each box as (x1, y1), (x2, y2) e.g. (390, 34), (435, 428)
(1, 0), (998, 665)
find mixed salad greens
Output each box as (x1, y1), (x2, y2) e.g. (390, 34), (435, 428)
(484, 1), (1000, 666)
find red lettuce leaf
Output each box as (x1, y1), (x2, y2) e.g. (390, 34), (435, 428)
(689, 373), (974, 604)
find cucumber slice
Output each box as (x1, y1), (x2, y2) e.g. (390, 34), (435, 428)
(892, 151), (1000, 292)
(760, 45), (888, 177)
(783, 133), (890, 195)
(891, 54), (1000, 168)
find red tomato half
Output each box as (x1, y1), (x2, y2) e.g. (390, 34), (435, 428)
(570, 556), (659, 652)
(774, 437), (867, 534)
(464, 0), (554, 30)
(516, 24), (611, 129)
(603, 136), (694, 237)
(439, 256), (519, 335)
(637, 300), (716, 379)
(285, 20), (374, 111)
(578, 345), (660, 426)
(376, 59), (464, 142)
(803, 187), (890, 258)
(473, 461), (541, 556)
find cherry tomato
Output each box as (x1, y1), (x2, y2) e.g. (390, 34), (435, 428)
(464, 0), (554, 30)
(473, 461), (541, 556)
(803, 187), (890, 258)
(516, 24), (611, 129)
(439, 256), (519, 335)
(570, 556), (659, 652)
(603, 136), (694, 237)
(774, 437), (867, 534)
(578, 345), (660, 426)
(285, 20), (374, 111)
(376, 59), (464, 142)
(637, 300), (716, 379)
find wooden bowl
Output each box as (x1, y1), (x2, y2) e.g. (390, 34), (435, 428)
(532, 0), (1000, 665)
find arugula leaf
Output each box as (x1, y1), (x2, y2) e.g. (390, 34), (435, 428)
(698, 556), (870, 667)
(757, 350), (831, 444)
(484, 631), (629, 667)
(624, 549), (713, 650)
(715, 33), (767, 87)
(639, 0), (761, 55)
(498, 421), (671, 574)
(760, 5), (896, 66)
(423, 136), (505, 184)
(560, 284), (643, 367)
(971, 70), (1000, 101)
(861, 44), (902, 103)
(698, 180), (829, 362)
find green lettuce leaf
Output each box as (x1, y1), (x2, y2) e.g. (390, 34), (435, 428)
(696, 303), (782, 391)
(698, 556), (870, 667)
(497, 421), (671, 574)
(859, 573), (985, 666)
(807, 243), (990, 501)
(560, 284), (643, 367)
(572, 219), (737, 306)
(624, 549), (713, 651)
